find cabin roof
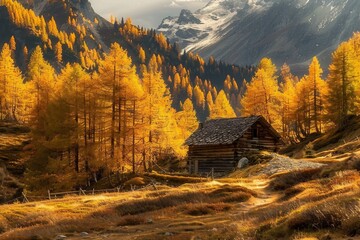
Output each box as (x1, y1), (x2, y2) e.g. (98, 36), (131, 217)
(185, 116), (283, 146)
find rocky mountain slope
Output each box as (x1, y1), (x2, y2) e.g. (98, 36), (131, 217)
(158, 0), (360, 74)
(18, 0), (111, 49)
(0, 0), (255, 121)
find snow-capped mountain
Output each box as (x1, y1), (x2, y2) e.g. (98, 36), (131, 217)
(158, 0), (360, 73)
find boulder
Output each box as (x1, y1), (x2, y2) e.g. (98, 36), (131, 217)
(55, 235), (67, 240)
(237, 158), (249, 169)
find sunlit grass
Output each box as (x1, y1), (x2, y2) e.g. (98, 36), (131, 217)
(0, 182), (258, 239)
(1, 160), (360, 239)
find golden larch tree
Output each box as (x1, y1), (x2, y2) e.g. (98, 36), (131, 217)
(210, 90), (236, 119)
(0, 43), (24, 121)
(176, 98), (199, 141)
(27, 46), (57, 126)
(241, 58), (281, 129)
(54, 42), (63, 63)
(327, 42), (360, 127)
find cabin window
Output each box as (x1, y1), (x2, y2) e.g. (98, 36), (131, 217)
(252, 128), (259, 139)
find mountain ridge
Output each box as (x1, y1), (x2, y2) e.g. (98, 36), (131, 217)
(0, 0), (255, 122)
(158, 0), (360, 74)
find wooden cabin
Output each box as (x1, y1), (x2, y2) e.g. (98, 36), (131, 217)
(185, 116), (284, 174)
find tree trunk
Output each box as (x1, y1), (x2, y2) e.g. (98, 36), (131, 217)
(111, 64), (116, 163)
(132, 100), (136, 173)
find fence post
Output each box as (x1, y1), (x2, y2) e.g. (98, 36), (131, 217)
(117, 187), (120, 193)
(79, 188), (86, 195)
(152, 182), (158, 191)
(22, 192), (29, 203)
(92, 188), (95, 195)
(48, 190), (51, 200)
(211, 168), (214, 181)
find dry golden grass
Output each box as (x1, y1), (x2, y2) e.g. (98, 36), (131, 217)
(2, 147), (360, 240)
(144, 171), (208, 184)
(244, 170), (360, 240)
(181, 202), (232, 216)
(0, 182), (257, 240)
(268, 168), (322, 191)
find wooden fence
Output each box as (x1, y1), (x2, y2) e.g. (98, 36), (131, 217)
(3, 183), (159, 205)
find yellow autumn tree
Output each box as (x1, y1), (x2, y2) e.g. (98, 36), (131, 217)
(0, 43), (24, 121)
(27, 46), (57, 126)
(9, 35), (16, 51)
(327, 42), (360, 127)
(241, 58), (281, 129)
(176, 98), (198, 141)
(57, 63), (91, 173)
(193, 85), (205, 109)
(142, 60), (184, 159)
(307, 56), (328, 133)
(279, 64), (297, 141)
(210, 90), (236, 119)
(139, 47), (146, 63)
(98, 43), (143, 172)
(54, 42), (62, 63)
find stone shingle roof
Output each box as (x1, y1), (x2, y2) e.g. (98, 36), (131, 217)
(185, 116), (281, 146)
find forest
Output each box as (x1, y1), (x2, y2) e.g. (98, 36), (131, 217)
(1, 0), (360, 192)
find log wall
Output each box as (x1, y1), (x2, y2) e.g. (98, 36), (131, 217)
(236, 123), (281, 152)
(188, 145), (236, 174)
(188, 121), (283, 174)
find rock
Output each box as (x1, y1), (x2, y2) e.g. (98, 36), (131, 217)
(55, 235), (67, 240)
(237, 157), (249, 169)
(146, 218), (153, 224)
(260, 154), (325, 175)
(80, 232), (88, 237)
(164, 232), (173, 236)
(177, 9), (201, 25)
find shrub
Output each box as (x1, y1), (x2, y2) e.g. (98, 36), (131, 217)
(286, 197), (360, 232)
(268, 168), (321, 191)
(220, 192), (252, 203)
(183, 203), (232, 216)
(287, 208), (342, 231)
(209, 185), (258, 198)
(279, 187), (305, 201)
(117, 216), (146, 226)
(115, 192), (209, 215)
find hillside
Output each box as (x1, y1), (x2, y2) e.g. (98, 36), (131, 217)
(281, 116), (360, 160)
(0, 0), (254, 121)
(158, 0), (360, 75)
(1, 140), (360, 239)
(1, 116), (360, 239)
(2, 1), (360, 238)
(0, 122), (30, 203)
